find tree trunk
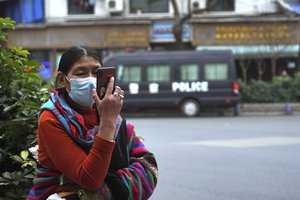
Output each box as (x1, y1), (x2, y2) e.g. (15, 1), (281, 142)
(171, 0), (185, 50)
(238, 59), (250, 84)
(171, 0), (219, 50)
(256, 59), (266, 80)
(271, 56), (277, 80)
(298, 43), (300, 72)
(173, 18), (184, 50)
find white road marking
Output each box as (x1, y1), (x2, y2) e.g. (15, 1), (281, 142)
(176, 137), (300, 148)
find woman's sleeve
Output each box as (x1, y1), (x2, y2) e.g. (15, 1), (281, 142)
(38, 110), (115, 191)
(115, 123), (158, 200)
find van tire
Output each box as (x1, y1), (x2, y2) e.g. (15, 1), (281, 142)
(181, 99), (200, 117)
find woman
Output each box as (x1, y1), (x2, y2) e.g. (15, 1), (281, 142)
(26, 46), (158, 200)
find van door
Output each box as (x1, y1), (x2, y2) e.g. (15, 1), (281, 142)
(200, 61), (235, 106)
(142, 63), (173, 107)
(116, 62), (174, 108)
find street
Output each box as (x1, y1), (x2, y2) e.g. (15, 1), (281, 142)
(126, 115), (300, 200)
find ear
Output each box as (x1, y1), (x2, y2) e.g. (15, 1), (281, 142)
(56, 72), (71, 91)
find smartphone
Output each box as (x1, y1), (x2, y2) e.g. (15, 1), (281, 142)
(97, 67), (116, 99)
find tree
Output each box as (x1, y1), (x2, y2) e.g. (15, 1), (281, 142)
(0, 17), (49, 199)
(238, 58), (251, 84)
(171, 0), (218, 50)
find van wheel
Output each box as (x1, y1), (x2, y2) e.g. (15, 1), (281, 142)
(181, 99), (200, 117)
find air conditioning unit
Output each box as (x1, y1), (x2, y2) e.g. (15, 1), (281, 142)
(190, 0), (207, 10)
(106, 0), (123, 13)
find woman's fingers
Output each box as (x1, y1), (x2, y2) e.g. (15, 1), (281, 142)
(113, 86), (125, 100)
(92, 89), (101, 105)
(105, 77), (115, 96)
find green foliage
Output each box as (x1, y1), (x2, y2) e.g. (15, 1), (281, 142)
(238, 73), (300, 103)
(0, 17), (15, 43)
(293, 72), (300, 101)
(238, 79), (274, 103)
(0, 151), (36, 199)
(0, 18), (50, 199)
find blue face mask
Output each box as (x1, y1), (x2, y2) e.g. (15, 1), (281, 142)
(67, 77), (97, 107)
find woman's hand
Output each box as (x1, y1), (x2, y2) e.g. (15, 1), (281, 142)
(92, 77), (124, 141)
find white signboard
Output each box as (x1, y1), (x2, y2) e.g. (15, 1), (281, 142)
(129, 83), (139, 94)
(149, 83), (159, 93)
(172, 81), (208, 92)
(128, 81), (208, 94)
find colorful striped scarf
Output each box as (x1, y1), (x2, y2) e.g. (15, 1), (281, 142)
(26, 90), (122, 199)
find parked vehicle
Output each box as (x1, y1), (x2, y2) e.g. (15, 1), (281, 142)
(103, 50), (239, 116)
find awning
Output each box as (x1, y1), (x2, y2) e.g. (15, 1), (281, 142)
(196, 45), (299, 58)
(286, 2), (300, 14)
(276, 0), (300, 15)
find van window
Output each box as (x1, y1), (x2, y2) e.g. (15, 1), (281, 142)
(147, 64), (170, 82)
(179, 64), (199, 81)
(204, 63), (228, 80)
(117, 65), (142, 82)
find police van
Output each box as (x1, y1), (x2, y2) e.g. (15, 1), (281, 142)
(103, 50), (239, 116)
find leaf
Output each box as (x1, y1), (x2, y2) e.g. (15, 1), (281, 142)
(21, 110), (30, 117)
(12, 180), (20, 185)
(0, 17), (15, 29)
(2, 172), (12, 180)
(21, 150), (29, 160)
(26, 60), (41, 67)
(3, 102), (18, 112)
(28, 73), (42, 83)
(0, 177), (7, 182)
(24, 174), (35, 179)
(11, 46), (30, 58)
(3, 105), (15, 112)
(10, 155), (23, 163)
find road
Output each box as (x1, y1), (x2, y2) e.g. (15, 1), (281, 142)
(126, 115), (300, 200)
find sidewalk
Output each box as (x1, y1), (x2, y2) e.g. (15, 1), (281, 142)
(239, 103), (300, 116)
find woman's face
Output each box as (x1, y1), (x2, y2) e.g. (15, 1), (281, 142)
(58, 56), (102, 94)
(67, 56), (102, 79)
(59, 56), (102, 108)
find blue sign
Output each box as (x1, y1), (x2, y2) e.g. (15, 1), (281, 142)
(152, 23), (190, 41)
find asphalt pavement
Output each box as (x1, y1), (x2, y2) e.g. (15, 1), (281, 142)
(126, 115), (300, 200)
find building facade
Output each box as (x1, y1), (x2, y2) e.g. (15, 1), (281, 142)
(1, 0), (300, 82)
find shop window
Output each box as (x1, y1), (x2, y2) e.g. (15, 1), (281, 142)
(130, 0), (169, 14)
(207, 0), (234, 11)
(204, 63), (228, 80)
(68, 0), (95, 15)
(177, 64), (199, 81)
(147, 64), (170, 82)
(117, 65), (142, 82)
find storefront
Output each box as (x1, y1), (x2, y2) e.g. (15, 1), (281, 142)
(8, 22), (151, 49)
(191, 18), (300, 82)
(7, 21), (151, 80)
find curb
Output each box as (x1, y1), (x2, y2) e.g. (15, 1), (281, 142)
(240, 103), (300, 116)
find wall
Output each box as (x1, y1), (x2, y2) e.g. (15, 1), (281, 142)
(8, 23), (151, 49)
(45, 0), (108, 23)
(235, 0), (278, 14)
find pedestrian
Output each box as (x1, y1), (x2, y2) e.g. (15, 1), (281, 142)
(26, 46), (158, 200)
